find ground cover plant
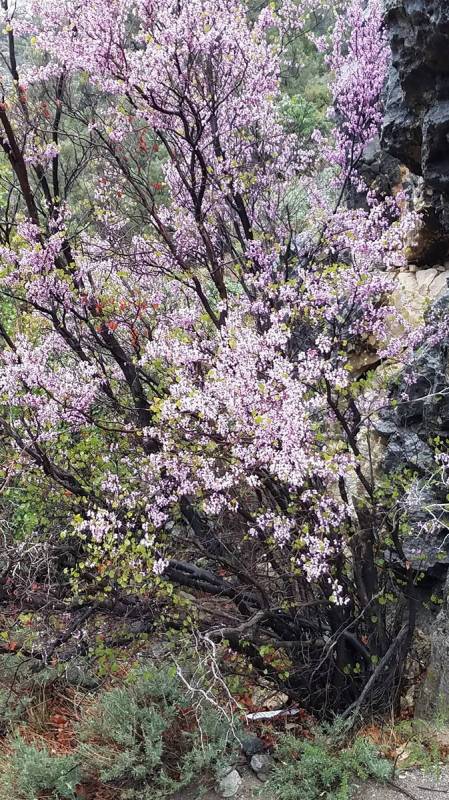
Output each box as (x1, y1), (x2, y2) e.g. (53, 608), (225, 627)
(0, 661), (239, 799)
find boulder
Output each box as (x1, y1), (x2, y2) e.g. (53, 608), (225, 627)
(375, 0), (449, 718)
(216, 768), (242, 798)
(250, 754), (274, 782)
(240, 733), (265, 758)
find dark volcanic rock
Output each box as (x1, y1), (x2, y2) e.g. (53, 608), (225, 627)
(378, 291), (449, 437)
(375, 292), (449, 575)
(240, 734), (265, 758)
(382, 0), (449, 264)
(400, 480), (449, 574)
(380, 0), (449, 717)
(346, 136), (403, 211)
(383, 431), (435, 474)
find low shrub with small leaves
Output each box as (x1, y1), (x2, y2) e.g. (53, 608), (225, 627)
(265, 726), (393, 800)
(0, 739), (80, 800)
(0, 652), (98, 739)
(0, 662), (238, 800)
(0, 686), (33, 735)
(77, 663), (237, 797)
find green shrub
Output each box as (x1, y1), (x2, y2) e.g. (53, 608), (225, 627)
(0, 662), (239, 800)
(280, 91), (330, 139)
(0, 655), (90, 735)
(265, 726), (392, 800)
(0, 686), (33, 734)
(0, 738), (80, 800)
(76, 663), (238, 798)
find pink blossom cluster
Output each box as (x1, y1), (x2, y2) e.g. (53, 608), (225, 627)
(0, 0), (431, 609)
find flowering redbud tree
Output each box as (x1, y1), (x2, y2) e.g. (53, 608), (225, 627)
(0, 0), (425, 714)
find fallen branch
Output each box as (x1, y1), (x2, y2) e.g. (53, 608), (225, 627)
(385, 780), (420, 800)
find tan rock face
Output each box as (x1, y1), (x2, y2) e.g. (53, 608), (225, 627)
(391, 269), (449, 326)
(415, 268), (438, 290)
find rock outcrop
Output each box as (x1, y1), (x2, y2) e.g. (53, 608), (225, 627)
(375, 292), (449, 576)
(381, 0), (449, 264)
(415, 572), (449, 718)
(379, 0), (449, 713)
(370, 288), (449, 714)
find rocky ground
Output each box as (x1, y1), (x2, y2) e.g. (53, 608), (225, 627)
(173, 756), (449, 800)
(354, 768), (449, 800)
(173, 771), (260, 800)
(174, 762), (449, 800)
(173, 765), (449, 800)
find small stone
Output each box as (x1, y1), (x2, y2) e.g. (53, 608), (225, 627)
(250, 753), (274, 782)
(64, 665), (99, 690)
(240, 733), (265, 757)
(216, 768), (242, 798)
